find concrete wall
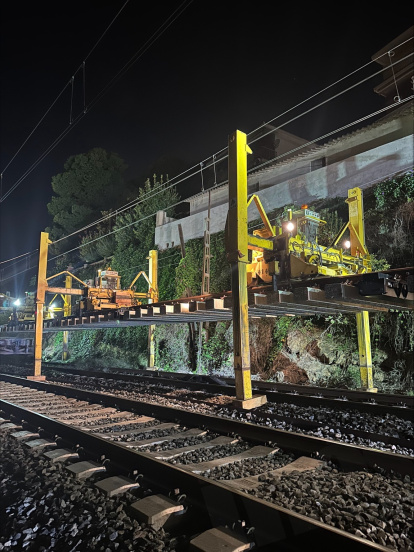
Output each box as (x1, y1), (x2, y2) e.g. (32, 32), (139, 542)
(155, 133), (413, 250)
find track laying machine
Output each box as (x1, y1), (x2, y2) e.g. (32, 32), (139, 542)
(79, 266), (156, 313)
(247, 187), (378, 287)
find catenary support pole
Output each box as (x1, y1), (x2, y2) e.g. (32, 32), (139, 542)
(356, 310), (377, 392)
(30, 232), (50, 380)
(227, 130), (266, 409)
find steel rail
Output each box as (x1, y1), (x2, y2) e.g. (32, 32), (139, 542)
(0, 398), (394, 551)
(43, 365), (414, 420)
(1, 374), (412, 478)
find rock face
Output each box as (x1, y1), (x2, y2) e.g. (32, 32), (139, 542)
(40, 312), (411, 393)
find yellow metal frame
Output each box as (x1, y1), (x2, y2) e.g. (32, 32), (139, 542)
(331, 187), (369, 258)
(227, 147), (376, 392)
(147, 250), (158, 368)
(32, 232), (51, 380)
(356, 311), (377, 392)
(226, 130), (266, 408)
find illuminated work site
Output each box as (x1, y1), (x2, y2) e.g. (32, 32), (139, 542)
(0, 12), (413, 552)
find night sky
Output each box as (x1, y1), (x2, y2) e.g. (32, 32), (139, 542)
(0, 1), (411, 296)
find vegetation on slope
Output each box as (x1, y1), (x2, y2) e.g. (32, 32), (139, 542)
(41, 153), (414, 394)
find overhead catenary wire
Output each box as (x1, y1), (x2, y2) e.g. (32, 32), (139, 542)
(47, 97), (413, 264)
(0, 0), (131, 184)
(1, 19), (410, 205)
(49, 51), (414, 248)
(0, 90), (411, 278)
(0, 38), (412, 267)
(0, 0), (194, 203)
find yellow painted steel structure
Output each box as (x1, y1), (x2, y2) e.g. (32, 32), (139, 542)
(29, 240), (158, 379)
(226, 136), (377, 393)
(32, 232), (50, 380)
(246, 188), (371, 285)
(356, 311), (376, 392)
(226, 130), (267, 408)
(147, 250), (158, 368)
(62, 274), (72, 361)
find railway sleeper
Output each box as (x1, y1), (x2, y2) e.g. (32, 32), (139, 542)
(189, 526), (253, 552)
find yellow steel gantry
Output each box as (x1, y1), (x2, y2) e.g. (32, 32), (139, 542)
(226, 130), (267, 409)
(225, 131), (377, 395)
(29, 237), (159, 379)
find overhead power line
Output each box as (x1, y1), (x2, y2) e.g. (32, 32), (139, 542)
(0, 0), (194, 203)
(0, 37), (412, 270)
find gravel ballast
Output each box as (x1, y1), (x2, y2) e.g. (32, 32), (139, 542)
(0, 434), (181, 552)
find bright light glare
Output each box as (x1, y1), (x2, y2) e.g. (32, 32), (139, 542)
(50, 303), (56, 310)
(344, 240), (351, 249)
(286, 221), (295, 232)
(13, 299), (21, 306)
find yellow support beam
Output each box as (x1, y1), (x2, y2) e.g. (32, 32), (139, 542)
(147, 250), (158, 369)
(356, 310), (377, 392)
(30, 232), (50, 381)
(227, 130), (266, 409)
(62, 274), (72, 361)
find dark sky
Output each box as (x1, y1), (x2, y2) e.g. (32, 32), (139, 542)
(0, 1), (411, 296)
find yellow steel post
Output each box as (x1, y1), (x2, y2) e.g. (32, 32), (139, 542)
(356, 310), (377, 392)
(147, 250), (158, 369)
(62, 274), (72, 361)
(227, 130), (266, 409)
(30, 232), (50, 381)
(346, 187), (369, 257)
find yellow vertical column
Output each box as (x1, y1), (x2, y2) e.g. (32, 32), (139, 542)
(147, 250), (158, 369)
(356, 310), (377, 392)
(30, 232), (50, 381)
(346, 187), (369, 257)
(62, 274), (72, 361)
(227, 130), (266, 409)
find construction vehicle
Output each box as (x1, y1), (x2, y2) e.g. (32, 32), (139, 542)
(247, 187), (372, 286)
(79, 266), (156, 312)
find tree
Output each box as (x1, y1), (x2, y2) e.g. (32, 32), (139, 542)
(46, 148), (129, 241)
(111, 175), (180, 290)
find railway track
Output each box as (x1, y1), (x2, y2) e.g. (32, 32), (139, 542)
(35, 369), (414, 456)
(0, 374), (413, 551)
(42, 363), (414, 417)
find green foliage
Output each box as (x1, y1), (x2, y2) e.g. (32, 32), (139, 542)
(47, 148), (128, 241)
(369, 253), (390, 272)
(0, 311), (11, 325)
(58, 326), (149, 368)
(322, 313), (356, 340)
(317, 209), (344, 245)
(372, 311), (414, 356)
(80, 211), (116, 262)
(365, 172), (414, 268)
(209, 231), (231, 293)
(316, 364), (362, 389)
(266, 317), (292, 369)
(158, 249), (181, 301)
(112, 176), (179, 291)
(155, 324), (190, 371)
(175, 239), (203, 297)
(374, 171), (414, 210)
(174, 231), (230, 298)
(202, 322), (233, 374)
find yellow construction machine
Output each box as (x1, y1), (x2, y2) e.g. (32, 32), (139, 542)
(79, 266), (157, 312)
(247, 187), (371, 285)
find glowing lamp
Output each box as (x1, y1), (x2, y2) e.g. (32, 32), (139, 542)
(286, 221), (295, 232)
(343, 240), (351, 249)
(13, 299), (21, 306)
